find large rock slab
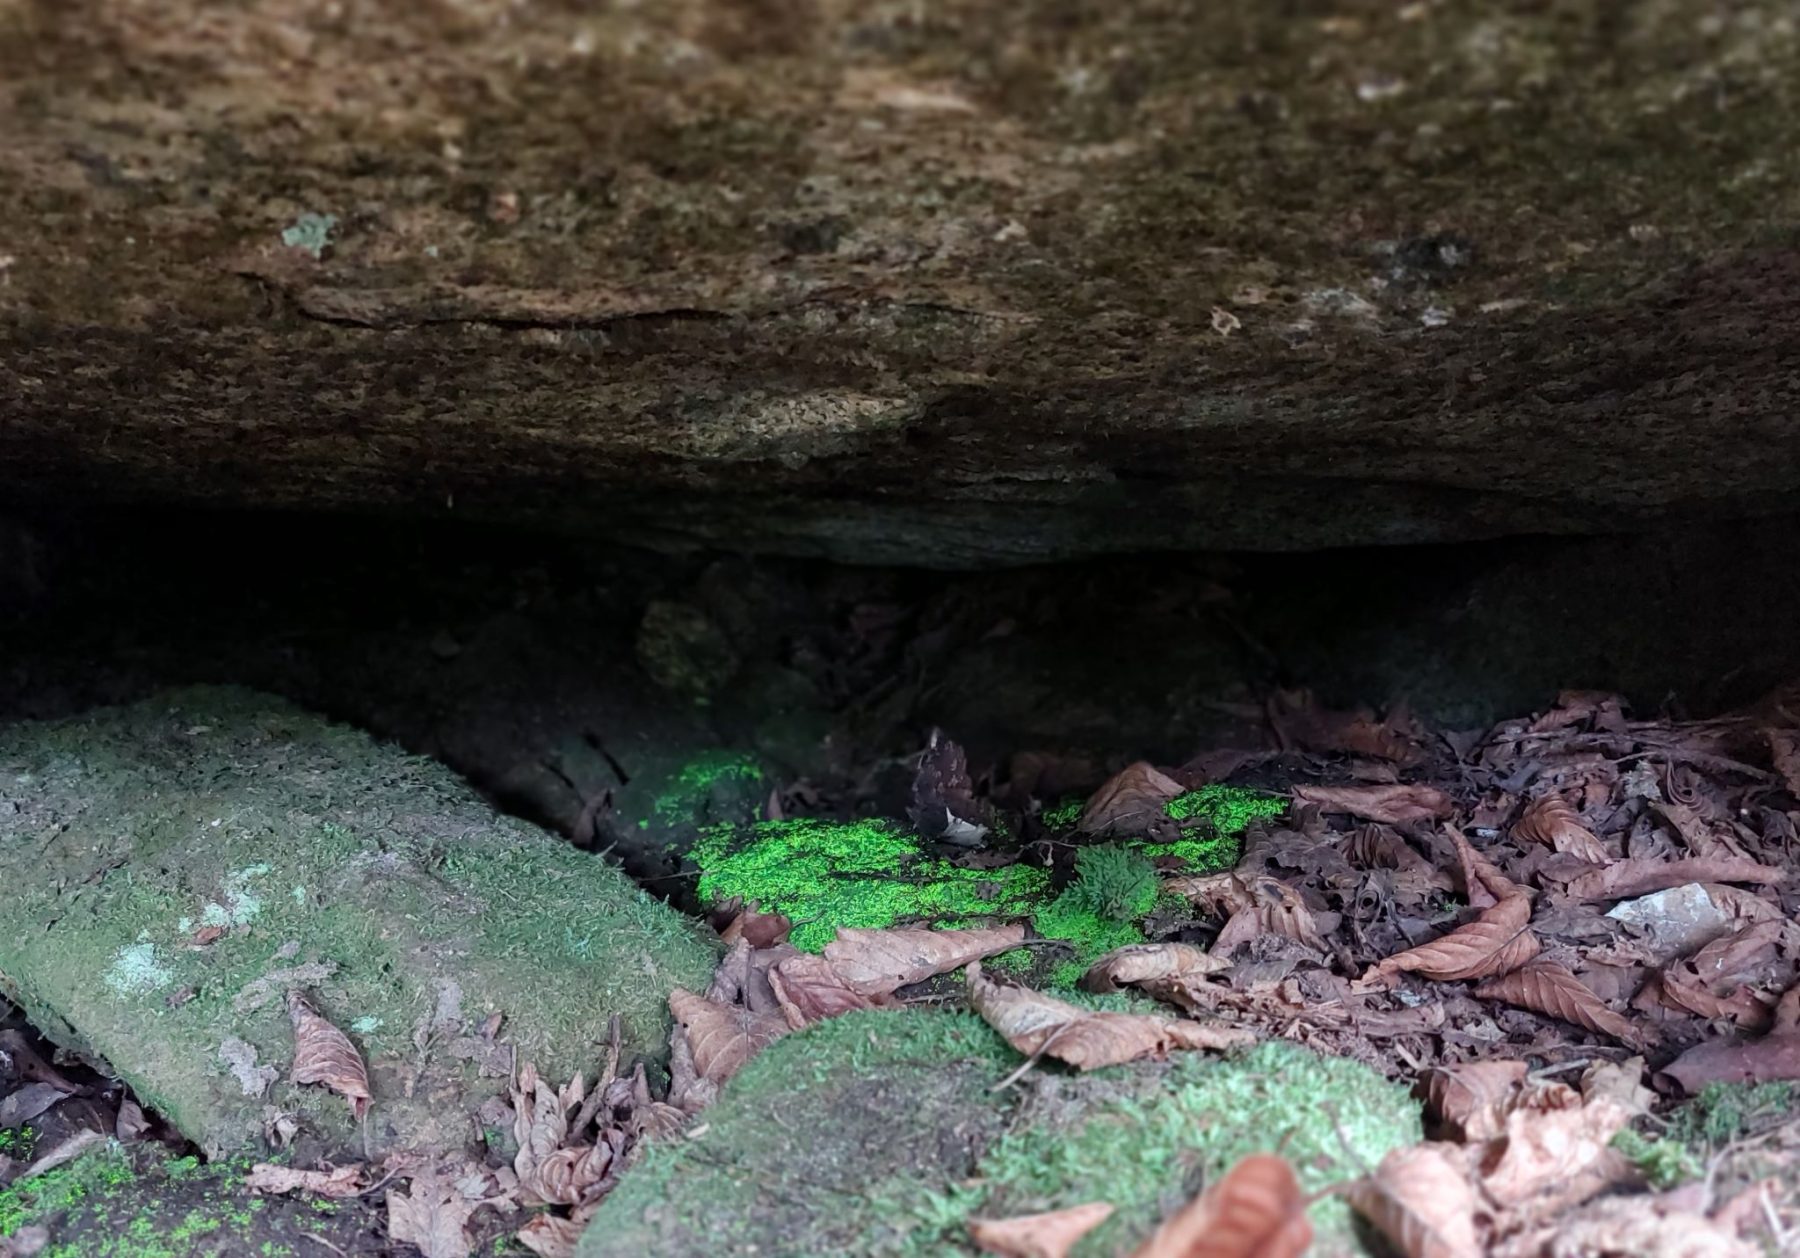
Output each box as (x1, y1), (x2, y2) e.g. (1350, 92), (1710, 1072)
(3, 1), (1799, 563)
(581, 1009), (1421, 1256)
(0, 688), (717, 1158)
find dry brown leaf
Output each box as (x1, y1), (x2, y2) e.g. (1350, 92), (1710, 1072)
(512, 1063), (581, 1190)
(668, 987), (790, 1088)
(765, 953), (886, 1029)
(387, 1170), (481, 1258)
(1661, 1030), (1800, 1093)
(966, 962), (1252, 1070)
(1082, 943), (1228, 993)
(526, 1141), (616, 1206)
(1512, 795), (1608, 864)
(1130, 1153), (1312, 1258)
(1766, 727), (1800, 797)
(1163, 872), (1255, 918)
(1417, 1060), (1527, 1141)
(1080, 762), (1185, 836)
(823, 924), (1028, 996)
(1478, 1086), (1636, 1209)
(968, 1202), (1116, 1258)
(1211, 876), (1327, 955)
(1475, 959), (1639, 1044)
(1292, 784), (1455, 826)
(244, 1162), (367, 1198)
(1372, 893), (1539, 983)
(287, 990), (372, 1121)
(516, 1213), (586, 1258)
(1533, 1195), (1759, 1258)
(717, 904), (792, 949)
(1344, 1142), (1482, 1258)
(1567, 857), (1788, 902)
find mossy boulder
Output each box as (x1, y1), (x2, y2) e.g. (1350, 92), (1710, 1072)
(0, 687), (717, 1158)
(581, 1009), (1421, 1257)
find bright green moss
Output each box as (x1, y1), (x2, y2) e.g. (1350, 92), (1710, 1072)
(1667, 1081), (1795, 1148)
(1039, 797), (1084, 830)
(1138, 786), (1286, 872)
(1068, 845), (1158, 920)
(1611, 1129), (1701, 1190)
(653, 753), (764, 822)
(693, 819), (1050, 952)
(1032, 892), (1146, 988)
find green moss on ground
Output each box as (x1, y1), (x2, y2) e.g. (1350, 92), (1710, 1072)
(581, 1011), (1419, 1257)
(1140, 786), (1288, 871)
(0, 687), (717, 1158)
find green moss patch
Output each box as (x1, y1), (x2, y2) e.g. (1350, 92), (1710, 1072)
(1140, 786), (1288, 871)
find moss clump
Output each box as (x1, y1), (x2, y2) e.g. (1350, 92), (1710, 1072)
(1039, 797), (1084, 830)
(1134, 786), (1286, 872)
(651, 753), (764, 824)
(1666, 1081), (1795, 1148)
(1610, 1129), (1702, 1190)
(1067, 845), (1158, 921)
(692, 819), (1050, 952)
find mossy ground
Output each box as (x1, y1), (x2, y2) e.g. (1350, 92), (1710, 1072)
(0, 687), (716, 1158)
(581, 1010), (1419, 1257)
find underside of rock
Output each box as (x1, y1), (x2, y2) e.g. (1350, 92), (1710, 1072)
(4, 0), (1799, 563)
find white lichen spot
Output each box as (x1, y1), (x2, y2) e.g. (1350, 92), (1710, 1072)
(1419, 306), (1453, 328)
(177, 917), (193, 932)
(351, 1016), (382, 1034)
(1210, 307), (1242, 337)
(105, 942), (174, 995)
(1355, 75), (1407, 102)
(292, 885), (307, 906)
(280, 212), (338, 259)
(201, 864), (272, 929)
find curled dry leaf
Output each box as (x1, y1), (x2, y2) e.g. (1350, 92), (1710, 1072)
(1344, 1142), (1482, 1258)
(1511, 795), (1608, 864)
(1210, 876), (1327, 955)
(967, 963), (1252, 1070)
(823, 924), (1028, 996)
(1475, 959), (1639, 1044)
(717, 903), (792, 949)
(1478, 1086), (1636, 1209)
(1536, 1196), (1760, 1258)
(1130, 1153), (1311, 1258)
(245, 1162), (367, 1198)
(1080, 762), (1185, 836)
(1082, 943), (1227, 993)
(1417, 1060), (1527, 1142)
(1291, 784), (1455, 826)
(967, 1202), (1115, 1258)
(388, 1169), (482, 1258)
(516, 1213), (586, 1258)
(668, 988), (790, 1089)
(765, 953), (886, 1029)
(526, 1140), (617, 1206)
(286, 990), (372, 1120)
(1372, 892), (1539, 983)
(1566, 857), (1788, 902)
(512, 1063), (581, 1189)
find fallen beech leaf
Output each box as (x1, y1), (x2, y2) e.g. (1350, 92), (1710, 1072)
(766, 953), (886, 1028)
(516, 1213), (586, 1258)
(1511, 795), (1608, 864)
(245, 1162), (367, 1197)
(966, 962), (1252, 1070)
(1080, 762), (1185, 836)
(526, 1140), (617, 1206)
(1479, 1086), (1635, 1208)
(512, 1063), (582, 1189)
(1372, 893), (1539, 983)
(1163, 872), (1255, 918)
(1417, 1060), (1527, 1141)
(1082, 943), (1227, 993)
(1210, 876), (1327, 955)
(1344, 1142), (1482, 1258)
(1475, 959), (1638, 1044)
(824, 924), (1028, 995)
(287, 991), (372, 1121)
(387, 1169), (481, 1258)
(667, 988), (790, 1088)
(1567, 857), (1787, 902)
(1661, 1030), (1800, 1093)
(1130, 1153), (1312, 1258)
(968, 1202), (1115, 1258)
(717, 903), (792, 949)
(1292, 784), (1454, 826)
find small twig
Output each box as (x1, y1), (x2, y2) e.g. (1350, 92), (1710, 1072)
(990, 1026), (1070, 1093)
(299, 1235), (349, 1257)
(570, 1016), (622, 1138)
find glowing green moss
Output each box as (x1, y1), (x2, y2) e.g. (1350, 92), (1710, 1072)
(1031, 893), (1146, 989)
(1039, 797), (1083, 830)
(1133, 786), (1286, 872)
(653, 753), (765, 822)
(693, 819), (1050, 952)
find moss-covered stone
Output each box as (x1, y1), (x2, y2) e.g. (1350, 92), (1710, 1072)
(581, 1010), (1421, 1257)
(0, 687), (717, 1158)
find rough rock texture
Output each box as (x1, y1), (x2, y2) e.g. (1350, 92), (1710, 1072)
(0, 687), (717, 1158)
(2, 0), (1798, 563)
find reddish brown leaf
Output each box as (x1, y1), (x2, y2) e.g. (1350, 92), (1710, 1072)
(1292, 784), (1454, 826)
(1372, 893), (1539, 983)
(968, 1202), (1115, 1258)
(387, 1169), (481, 1258)
(765, 954), (886, 1029)
(1661, 1031), (1800, 1093)
(1475, 959), (1639, 1044)
(1511, 795), (1608, 864)
(717, 904), (792, 950)
(245, 1162), (368, 1197)
(287, 991), (372, 1121)
(667, 988), (790, 1089)
(1477, 1085), (1636, 1208)
(1566, 857), (1788, 902)
(1082, 943), (1227, 994)
(823, 924), (1028, 996)
(1416, 1060), (1527, 1141)
(516, 1214), (586, 1258)
(1210, 875), (1327, 955)
(1129, 1153), (1312, 1258)
(966, 962), (1252, 1070)
(1079, 762), (1185, 836)
(1344, 1143), (1482, 1258)
(1765, 727), (1800, 797)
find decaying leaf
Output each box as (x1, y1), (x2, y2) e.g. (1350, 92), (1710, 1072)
(1475, 1081), (1636, 1210)
(1080, 762), (1185, 836)
(245, 1162), (367, 1198)
(287, 990), (372, 1121)
(1344, 1142), (1482, 1258)
(966, 962), (1252, 1070)
(1417, 1060), (1528, 1142)
(668, 988), (790, 1088)
(908, 730), (990, 846)
(1511, 795), (1608, 864)
(512, 1063), (582, 1190)
(387, 1169), (483, 1258)
(968, 1202), (1115, 1258)
(1210, 876), (1327, 955)
(766, 954), (886, 1029)
(1082, 943), (1227, 993)
(1372, 892), (1539, 983)
(716, 903), (792, 949)
(525, 1140), (617, 1207)
(823, 924), (1028, 996)
(1535, 1195), (1760, 1258)
(516, 1213), (586, 1258)
(1292, 784), (1455, 826)
(1129, 1153), (1311, 1258)
(1475, 959), (1638, 1044)
(1660, 1030), (1800, 1093)
(1566, 857), (1788, 902)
